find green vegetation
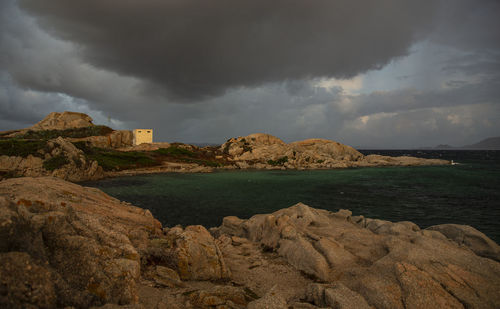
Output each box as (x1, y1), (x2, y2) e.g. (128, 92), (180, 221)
(267, 156), (288, 166)
(223, 143), (231, 155)
(0, 139), (47, 158)
(0, 171), (20, 179)
(43, 155), (70, 171)
(154, 146), (196, 157)
(18, 125), (113, 140)
(242, 144), (252, 153)
(178, 158), (221, 167)
(74, 142), (224, 171)
(72, 141), (158, 171)
(317, 159), (325, 163)
(89, 149), (157, 171)
(155, 146), (222, 167)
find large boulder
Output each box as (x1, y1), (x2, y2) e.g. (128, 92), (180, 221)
(0, 177), (162, 308)
(289, 138), (364, 162)
(165, 225), (231, 281)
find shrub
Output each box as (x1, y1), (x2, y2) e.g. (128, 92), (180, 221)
(72, 142), (159, 171)
(43, 155), (70, 171)
(267, 156), (288, 166)
(179, 158), (220, 167)
(19, 125), (113, 140)
(72, 141), (92, 153)
(223, 143), (231, 155)
(88, 150), (157, 171)
(0, 139), (47, 158)
(155, 146), (196, 157)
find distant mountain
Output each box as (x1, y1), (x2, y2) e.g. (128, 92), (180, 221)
(420, 137), (500, 150)
(434, 144), (454, 149)
(462, 137), (500, 150)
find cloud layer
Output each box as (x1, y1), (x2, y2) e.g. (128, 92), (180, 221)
(1, 0), (499, 148)
(19, 0), (436, 100)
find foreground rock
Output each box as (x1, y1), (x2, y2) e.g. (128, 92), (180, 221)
(0, 177), (163, 307)
(2, 177), (498, 308)
(215, 203), (500, 308)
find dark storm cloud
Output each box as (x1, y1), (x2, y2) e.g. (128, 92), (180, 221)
(18, 0), (437, 100)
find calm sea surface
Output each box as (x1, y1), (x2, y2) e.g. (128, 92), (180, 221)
(83, 150), (500, 243)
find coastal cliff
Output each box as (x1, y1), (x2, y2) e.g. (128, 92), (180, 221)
(1, 177), (499, 308)
(0, 112), (449, 182)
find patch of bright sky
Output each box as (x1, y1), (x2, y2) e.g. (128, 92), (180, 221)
(360, 40), (473, 93)
(316, 40), (472, 97)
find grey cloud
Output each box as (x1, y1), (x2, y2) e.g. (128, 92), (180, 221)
(431, 0), (500, 52)
(338, 103), (500, 148)
(18, 0), (437, 100)
(1, 0), (499, 149)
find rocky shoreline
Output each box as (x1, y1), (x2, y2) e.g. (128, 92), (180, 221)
(1, 176), (499, 308)
(1, 112), (450, 182)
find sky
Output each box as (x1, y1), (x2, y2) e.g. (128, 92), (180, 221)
(1, 0), (499, 148)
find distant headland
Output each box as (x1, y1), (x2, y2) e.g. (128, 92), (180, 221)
(0, 111), (449, 182)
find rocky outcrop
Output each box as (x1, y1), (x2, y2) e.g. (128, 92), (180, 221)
(0, 177), (234, 308)
(2, 177), (499, 308)
(215, 203), (500, 308)
(0, 136), (104, 181)
(30, 111), (94, 131)
(148, 225), (231, 281)
(69, 130), (133, 148)
(359, 154), (448, 167)
(221, 133), (449, 169)
(0, 177), (162, 307)
(1, 111), (133, 149)
(426, 224), (500, 262)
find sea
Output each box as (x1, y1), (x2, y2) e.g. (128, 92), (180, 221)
(82, 150), (500, 243)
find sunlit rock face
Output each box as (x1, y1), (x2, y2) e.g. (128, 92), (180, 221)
(29, 111), (95, 131)
(0, 136), (104, 181)
(221, 133), (447, 169)
(1, 177), (499, 308)
(215, 203), (500, 308)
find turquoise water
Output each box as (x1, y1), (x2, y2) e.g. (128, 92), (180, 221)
(84, 150), (500, 243)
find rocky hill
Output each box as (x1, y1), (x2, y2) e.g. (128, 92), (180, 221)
(463, 137), (500, 150)
(30, 111), (94, 131)
(222, 133), (448, 169)
(1, 177), (499, 308)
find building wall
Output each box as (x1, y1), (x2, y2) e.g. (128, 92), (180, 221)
(133, 129), (153, 145)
